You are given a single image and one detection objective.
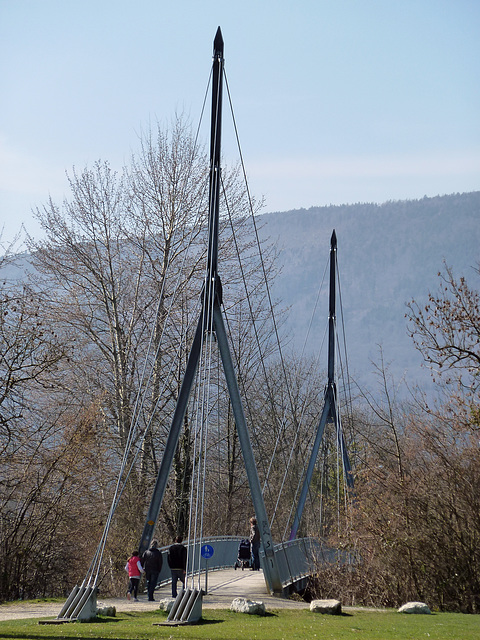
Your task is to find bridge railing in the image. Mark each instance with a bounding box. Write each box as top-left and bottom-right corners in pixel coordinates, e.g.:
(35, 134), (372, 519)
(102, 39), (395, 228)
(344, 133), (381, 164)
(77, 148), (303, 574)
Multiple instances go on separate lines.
(154, 536), (244, 586)
(268, 537), (344, 590)
(151, 535), (343, 593)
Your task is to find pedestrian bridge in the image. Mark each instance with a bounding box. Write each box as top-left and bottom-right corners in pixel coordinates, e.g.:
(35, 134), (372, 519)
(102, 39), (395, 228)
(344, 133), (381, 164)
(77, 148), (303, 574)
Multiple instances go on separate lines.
(156, 535), (341, 596)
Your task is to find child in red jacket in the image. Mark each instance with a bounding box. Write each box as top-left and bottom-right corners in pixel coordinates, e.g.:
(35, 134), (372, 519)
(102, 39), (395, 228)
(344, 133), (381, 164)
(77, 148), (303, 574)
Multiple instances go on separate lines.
(125, 551), (144, 601)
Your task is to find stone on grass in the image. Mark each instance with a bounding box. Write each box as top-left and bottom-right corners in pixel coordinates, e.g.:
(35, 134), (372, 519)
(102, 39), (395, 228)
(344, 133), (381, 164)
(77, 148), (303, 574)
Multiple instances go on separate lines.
(310, 599), (342, 615)
(230, 597), (266, 615)
(398, 601), (431, 614)
(158, 598), (176, 613)
(96, 606), (116, 617)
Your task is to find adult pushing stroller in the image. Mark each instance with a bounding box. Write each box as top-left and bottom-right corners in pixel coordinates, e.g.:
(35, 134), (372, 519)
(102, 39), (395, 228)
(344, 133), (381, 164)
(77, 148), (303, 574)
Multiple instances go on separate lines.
(234, 538), (251, 570)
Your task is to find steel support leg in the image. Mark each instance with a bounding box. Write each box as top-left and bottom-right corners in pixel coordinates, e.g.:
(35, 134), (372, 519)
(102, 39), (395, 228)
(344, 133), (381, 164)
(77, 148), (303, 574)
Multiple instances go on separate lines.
(213, 304), (283, 594)
(289, 388), (333, 540)
(138, 314), (204, 556)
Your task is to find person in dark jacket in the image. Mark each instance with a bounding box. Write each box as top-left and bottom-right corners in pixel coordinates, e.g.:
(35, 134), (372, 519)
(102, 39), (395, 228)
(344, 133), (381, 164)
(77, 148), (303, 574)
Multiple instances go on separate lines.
(167, 536), (187, 598)
(249, 516), (261, 570)
(141, 540), (163, 601)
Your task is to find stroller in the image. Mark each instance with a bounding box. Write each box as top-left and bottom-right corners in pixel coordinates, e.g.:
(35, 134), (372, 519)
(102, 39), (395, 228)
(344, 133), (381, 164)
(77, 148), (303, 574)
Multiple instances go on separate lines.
(234, 538), (251, 570)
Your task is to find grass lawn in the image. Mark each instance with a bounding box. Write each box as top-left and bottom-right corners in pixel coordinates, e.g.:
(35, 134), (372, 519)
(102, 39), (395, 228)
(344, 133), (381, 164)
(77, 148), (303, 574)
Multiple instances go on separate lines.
(0, 608), (478, 640)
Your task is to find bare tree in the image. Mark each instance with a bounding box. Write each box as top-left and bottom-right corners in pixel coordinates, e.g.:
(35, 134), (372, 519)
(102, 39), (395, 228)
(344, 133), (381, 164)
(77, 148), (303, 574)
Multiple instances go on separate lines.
(0, 257), (110, 599)
(25, 115), (274, 552)
(0, 281), (68, 454)
(29, 161), (147, 453)
(406, 262), (480, 400)
(311, 347), (480, 612)
(126, 118), (209, 481)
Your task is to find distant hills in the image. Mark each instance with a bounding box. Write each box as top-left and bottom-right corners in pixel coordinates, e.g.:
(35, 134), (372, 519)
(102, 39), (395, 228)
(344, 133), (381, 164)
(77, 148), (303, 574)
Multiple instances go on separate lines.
(256, 192), (480, 396)
(3, 192), (478, 398)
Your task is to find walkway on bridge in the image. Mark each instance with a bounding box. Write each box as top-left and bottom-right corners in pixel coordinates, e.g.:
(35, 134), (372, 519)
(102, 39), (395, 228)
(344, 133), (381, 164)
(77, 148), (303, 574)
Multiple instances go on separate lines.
(154, 567), (307, 610)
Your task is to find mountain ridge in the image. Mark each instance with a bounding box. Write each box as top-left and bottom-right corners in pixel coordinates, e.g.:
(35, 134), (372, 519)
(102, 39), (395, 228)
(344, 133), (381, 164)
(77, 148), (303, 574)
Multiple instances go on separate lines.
(256, 191), (480, 394)
(2, 191), (478, 397)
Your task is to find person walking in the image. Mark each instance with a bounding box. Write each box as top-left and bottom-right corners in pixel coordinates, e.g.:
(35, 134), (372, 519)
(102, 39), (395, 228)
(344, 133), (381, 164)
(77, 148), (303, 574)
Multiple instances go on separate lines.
(141, 540), (163, 602)
(167, 536), (187, 598)
(125, 550), (144, 601)
(249, 516), (261, 571)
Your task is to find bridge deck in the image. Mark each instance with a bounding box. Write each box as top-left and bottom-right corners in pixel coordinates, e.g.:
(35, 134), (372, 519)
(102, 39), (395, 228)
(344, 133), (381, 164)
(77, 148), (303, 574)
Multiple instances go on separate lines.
(157, 567), (306, 609)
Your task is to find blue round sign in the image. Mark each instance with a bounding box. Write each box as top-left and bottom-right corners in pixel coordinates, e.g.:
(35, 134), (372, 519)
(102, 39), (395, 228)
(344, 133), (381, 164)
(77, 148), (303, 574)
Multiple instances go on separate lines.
(201, 544), (214, 559)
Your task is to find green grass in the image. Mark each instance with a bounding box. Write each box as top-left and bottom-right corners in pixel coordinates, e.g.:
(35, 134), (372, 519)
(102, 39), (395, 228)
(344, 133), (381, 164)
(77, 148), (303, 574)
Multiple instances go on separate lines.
(0, 608), (478, 640)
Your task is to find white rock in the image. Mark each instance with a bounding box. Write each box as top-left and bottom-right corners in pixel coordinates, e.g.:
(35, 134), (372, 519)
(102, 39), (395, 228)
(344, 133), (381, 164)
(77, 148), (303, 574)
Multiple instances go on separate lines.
(230, 597), (266, 615)
(96, 605), (116, 617)
(398, 601), (432, 614)
(310, 599), (342, 615)
(158, 598), (176, 612)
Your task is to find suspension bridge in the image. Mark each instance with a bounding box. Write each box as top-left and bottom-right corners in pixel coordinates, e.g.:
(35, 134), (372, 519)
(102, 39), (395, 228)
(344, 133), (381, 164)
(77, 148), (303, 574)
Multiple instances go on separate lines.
(57, 27), (355, 624)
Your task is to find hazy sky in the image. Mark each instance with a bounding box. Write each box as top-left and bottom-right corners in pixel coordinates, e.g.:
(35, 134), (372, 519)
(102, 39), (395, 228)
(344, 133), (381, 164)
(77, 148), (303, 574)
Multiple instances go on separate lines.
(1, 0), (479, 244)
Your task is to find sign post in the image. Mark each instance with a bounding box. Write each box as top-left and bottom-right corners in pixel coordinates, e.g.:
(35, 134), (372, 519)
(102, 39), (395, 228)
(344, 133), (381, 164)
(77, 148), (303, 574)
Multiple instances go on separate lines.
(201, 544), (214, 594)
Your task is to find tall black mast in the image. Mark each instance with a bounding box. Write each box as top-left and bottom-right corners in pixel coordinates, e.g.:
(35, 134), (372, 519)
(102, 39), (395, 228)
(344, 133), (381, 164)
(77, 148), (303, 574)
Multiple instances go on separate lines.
(289, 230), (353, 540)
(138, 28), (282, 594)
(327, 230), (337, 385)
(204, 26), (224, 325)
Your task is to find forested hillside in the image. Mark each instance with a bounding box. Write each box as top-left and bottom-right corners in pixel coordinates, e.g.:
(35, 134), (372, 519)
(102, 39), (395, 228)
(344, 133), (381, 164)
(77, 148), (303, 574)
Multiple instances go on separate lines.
(256, 191), (480, 394)
(4, 192), (478, 394)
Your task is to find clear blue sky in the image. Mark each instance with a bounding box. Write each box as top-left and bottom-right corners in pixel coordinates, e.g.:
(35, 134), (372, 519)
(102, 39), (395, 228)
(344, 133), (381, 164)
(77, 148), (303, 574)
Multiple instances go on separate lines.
(1, 0), (479, 244)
